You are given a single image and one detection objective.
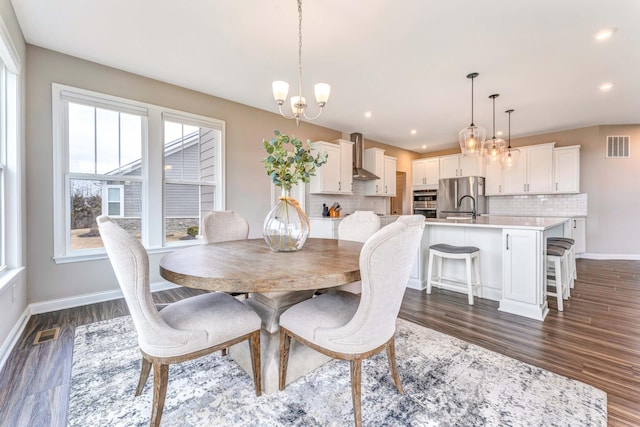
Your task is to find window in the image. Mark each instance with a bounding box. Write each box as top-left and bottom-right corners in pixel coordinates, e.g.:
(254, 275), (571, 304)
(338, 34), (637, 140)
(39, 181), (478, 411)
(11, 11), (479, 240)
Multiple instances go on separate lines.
(163, 116), (220, 243)
(52, 85), (225, 262)
(0, 15), (22, 284)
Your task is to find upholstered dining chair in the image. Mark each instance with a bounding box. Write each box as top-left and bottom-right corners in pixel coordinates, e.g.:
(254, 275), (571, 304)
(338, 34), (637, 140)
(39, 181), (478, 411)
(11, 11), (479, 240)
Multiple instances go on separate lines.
(202, 210), (250, 299)
(202, 210), (249, 243)
(334, 210), (381, 294)
(279, 215), (425, 427)
(97, 215), (262, 427)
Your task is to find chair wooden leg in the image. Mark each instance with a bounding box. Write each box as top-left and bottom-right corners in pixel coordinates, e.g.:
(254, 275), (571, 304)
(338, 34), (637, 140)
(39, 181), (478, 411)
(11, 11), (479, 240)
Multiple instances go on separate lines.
(249, 330), (262, 396)
(221, 348), (228, 357)
(279, 327), (291, 391)
(386, 337), (404, 394)
(350, 359), (363, 427)
(135, 356), (152, 396)
(150, 362), (169, 427)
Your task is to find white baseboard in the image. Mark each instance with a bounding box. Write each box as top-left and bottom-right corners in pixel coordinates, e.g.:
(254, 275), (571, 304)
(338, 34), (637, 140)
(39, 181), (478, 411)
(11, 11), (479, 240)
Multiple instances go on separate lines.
(0, 306), (30, 373)
(577, 253), (640, 261)
(28, 281), (180, 315)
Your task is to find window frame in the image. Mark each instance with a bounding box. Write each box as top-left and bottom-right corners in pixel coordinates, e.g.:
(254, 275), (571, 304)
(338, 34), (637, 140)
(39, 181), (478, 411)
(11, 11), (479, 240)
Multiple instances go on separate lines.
(52, 84), (226, 263)
(0, 20), (20, 281)
(103, 184), (125, 217)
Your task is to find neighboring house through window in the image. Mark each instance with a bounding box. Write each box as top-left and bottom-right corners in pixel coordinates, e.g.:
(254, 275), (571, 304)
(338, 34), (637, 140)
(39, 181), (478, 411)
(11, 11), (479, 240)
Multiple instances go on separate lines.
(52, 84), (225, 262)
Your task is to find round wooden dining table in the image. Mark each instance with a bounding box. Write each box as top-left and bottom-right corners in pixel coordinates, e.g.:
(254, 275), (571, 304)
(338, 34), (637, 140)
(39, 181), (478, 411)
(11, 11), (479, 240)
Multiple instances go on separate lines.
(159, 237), (363, 293)
(159, 237), (364, 394)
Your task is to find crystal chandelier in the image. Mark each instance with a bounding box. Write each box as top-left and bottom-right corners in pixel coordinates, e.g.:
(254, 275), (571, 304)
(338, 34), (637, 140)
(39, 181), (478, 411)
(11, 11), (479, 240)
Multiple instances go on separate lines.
(501, 109), (520, 169)
(272, 0), (330, 126)
(484, 94), (506, 164)
(458, 72), (486, 155)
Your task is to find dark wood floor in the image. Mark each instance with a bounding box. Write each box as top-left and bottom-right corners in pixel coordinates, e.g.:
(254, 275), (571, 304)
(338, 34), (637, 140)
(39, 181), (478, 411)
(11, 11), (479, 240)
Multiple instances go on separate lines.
(0, 259), (638, 426)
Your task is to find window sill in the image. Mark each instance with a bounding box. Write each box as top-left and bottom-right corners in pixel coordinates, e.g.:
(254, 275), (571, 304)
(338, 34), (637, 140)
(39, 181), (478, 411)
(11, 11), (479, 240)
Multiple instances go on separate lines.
(53, 241), (205, 264)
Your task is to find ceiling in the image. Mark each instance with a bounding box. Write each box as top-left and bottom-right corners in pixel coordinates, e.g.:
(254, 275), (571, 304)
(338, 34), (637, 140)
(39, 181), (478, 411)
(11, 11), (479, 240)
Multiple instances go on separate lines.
(11, 0), (640, 153)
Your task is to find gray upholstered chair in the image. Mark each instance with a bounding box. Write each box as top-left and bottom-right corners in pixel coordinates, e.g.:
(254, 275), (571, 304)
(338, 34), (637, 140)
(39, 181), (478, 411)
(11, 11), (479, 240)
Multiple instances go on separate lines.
(97, 215), (262, 427)
(334, 211), (381, 294)
(279, 215), (425, 427)
(202, 210), (249, 243)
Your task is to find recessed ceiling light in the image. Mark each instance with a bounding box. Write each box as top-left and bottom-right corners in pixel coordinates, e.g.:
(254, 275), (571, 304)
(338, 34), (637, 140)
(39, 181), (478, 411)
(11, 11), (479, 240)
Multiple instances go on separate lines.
(411, 129), (417, 135)
(364, 111), (372, 118)
(594, 28), (616, 40)
(496, 131), (503, 136)
(600, 82), (613, 91)
(421, 145), (427, 149)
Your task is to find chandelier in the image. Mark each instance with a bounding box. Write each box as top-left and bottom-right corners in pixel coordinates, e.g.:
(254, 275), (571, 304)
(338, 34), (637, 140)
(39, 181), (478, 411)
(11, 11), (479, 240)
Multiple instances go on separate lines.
(458, 72), (486, 155)
(272, 0), (330, 126)
(501, 109), (520, 168)
(484, 94), (506, 163)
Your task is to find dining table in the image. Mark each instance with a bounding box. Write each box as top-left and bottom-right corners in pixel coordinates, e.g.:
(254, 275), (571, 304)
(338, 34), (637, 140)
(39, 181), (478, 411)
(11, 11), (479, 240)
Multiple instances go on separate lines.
(159, 237), (363, 394)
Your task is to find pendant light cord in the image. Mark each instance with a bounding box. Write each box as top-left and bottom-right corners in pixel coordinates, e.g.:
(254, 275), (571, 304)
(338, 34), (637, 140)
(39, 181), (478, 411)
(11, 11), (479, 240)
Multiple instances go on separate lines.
(470, 75), (475, 126)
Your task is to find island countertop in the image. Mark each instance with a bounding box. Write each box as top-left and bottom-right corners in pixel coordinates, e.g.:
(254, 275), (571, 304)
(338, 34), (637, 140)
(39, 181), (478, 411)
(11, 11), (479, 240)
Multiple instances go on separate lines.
(425, 215), (570, 231)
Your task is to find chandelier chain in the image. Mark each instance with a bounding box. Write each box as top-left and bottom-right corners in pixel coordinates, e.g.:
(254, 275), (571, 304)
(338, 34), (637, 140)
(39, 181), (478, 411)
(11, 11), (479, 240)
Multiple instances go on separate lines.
(297, 0), (303, 98)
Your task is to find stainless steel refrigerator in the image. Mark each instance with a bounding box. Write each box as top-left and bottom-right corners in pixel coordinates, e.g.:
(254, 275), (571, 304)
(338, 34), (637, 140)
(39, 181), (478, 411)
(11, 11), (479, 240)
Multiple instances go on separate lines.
(437, 176), (486, 218)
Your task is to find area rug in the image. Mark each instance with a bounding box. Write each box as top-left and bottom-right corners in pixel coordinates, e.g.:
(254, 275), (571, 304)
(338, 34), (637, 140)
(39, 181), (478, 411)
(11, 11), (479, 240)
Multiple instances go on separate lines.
(68, 316), (607, 426)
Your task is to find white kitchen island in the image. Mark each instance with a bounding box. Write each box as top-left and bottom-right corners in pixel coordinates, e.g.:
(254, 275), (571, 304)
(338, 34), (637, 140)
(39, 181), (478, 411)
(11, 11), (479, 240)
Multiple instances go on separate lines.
(408, 216), (570, 321)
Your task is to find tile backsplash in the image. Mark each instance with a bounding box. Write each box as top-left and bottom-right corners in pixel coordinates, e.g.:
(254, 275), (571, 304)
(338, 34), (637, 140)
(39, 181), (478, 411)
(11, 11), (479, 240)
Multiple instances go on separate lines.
(306, 181), (389, 218)
(488, 193), (588, 217)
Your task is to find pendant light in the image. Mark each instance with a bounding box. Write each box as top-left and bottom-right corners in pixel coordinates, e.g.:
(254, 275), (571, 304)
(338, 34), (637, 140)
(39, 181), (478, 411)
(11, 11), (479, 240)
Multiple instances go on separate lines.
(458, 72), (486, 155)
(501, 109), (520, 169)
(483, 94), (506, 164)
(272, 0), (330, 126)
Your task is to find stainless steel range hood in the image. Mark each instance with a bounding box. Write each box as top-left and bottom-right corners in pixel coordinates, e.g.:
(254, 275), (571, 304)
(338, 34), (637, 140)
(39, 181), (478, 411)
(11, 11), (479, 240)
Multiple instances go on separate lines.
(350, 132), (380, 180)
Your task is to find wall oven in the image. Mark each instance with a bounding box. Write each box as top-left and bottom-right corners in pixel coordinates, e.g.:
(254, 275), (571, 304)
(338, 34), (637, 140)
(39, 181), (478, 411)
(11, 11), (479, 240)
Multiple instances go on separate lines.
(413, 190), (437, 218)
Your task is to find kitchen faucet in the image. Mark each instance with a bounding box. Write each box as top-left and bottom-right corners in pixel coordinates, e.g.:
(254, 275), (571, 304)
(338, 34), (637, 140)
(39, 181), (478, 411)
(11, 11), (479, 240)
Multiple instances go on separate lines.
(457, 195), (477, 219)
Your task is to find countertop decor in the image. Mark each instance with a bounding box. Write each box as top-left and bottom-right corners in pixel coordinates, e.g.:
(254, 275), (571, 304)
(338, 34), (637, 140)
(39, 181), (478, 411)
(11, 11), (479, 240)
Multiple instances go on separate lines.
(262, 130), (328, 251)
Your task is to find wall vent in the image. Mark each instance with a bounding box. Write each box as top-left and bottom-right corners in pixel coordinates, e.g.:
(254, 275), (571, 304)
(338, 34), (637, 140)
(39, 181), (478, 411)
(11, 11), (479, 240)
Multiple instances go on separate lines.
(606, 135), (630, 158)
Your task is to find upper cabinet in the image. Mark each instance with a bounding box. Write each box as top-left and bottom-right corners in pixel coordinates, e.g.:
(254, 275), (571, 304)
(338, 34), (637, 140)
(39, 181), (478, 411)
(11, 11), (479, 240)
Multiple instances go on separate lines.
(484, 160), (504, 195)
(364, 147), (396, 196)
(553, 146), (580, 193)
(502, 143), (554, 194)
(412, 158), (439, 189)
(309, 139), (353, 195)
(439, 154), (485, 179)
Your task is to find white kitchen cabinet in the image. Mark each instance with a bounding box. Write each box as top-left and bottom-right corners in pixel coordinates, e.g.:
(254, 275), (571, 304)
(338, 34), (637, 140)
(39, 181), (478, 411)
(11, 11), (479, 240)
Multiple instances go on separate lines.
(384, 156), (397, 196)
(501, 228), (543, 309)
(364, 148), (396, 196)
(484, 160), (503, 195)
(553, 146), (580, 193)
(502, 143), (554, 195)
(439, 154), (485, 179)
(412, 157), (439, 189)
(309, 217), (341, 239)
(309, 140), (353, 195)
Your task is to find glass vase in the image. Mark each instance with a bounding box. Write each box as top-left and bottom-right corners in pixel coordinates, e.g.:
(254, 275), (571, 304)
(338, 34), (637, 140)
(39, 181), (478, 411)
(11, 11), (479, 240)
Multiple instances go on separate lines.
(263, 188), (310, 252)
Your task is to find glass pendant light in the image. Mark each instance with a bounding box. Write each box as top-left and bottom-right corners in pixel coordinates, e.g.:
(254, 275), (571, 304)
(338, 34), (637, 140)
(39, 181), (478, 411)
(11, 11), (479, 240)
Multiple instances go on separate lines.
(458, 72), (486, 155)
(501, 109), (520, 169)
(484, 94), (507, 164)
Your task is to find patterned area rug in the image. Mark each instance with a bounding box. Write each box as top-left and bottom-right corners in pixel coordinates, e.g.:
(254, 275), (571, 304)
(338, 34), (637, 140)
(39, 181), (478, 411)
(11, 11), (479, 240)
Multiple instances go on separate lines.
(68, 316), (607, 426)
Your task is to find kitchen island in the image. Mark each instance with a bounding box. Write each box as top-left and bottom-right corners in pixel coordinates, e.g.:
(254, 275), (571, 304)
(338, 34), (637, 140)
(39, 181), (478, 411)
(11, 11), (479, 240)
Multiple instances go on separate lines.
(408, 216), (570, 320)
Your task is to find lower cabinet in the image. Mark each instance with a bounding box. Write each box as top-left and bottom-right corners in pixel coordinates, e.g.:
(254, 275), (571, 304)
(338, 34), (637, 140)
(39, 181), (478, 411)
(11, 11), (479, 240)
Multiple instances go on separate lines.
(571, 217), (586, 254)
(309, 218), (341, 239)
(501, 228), (544, 317)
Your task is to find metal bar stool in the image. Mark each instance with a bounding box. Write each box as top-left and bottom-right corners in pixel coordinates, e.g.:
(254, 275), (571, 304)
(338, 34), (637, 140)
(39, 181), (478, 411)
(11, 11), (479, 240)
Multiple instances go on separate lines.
(426, 243), (481, 305)
(546, 245), (567, 311)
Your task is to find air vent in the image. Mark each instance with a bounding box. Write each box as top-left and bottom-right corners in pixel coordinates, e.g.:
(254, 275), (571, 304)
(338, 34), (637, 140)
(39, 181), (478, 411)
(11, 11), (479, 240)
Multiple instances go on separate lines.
(33, 327), (60, 345)
(606, 136), (630, 158)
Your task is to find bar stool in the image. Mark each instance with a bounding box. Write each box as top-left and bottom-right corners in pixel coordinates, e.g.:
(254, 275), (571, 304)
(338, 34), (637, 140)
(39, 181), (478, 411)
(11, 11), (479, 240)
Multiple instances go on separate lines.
(426, 243), (481, 305)
(548, 237), (576, 286)
(546, 245), (567, 311)
(547, 239), (573, 298)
